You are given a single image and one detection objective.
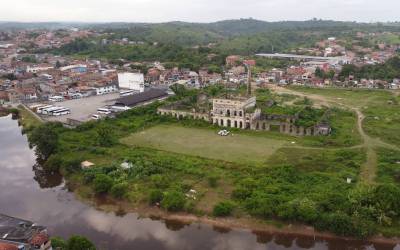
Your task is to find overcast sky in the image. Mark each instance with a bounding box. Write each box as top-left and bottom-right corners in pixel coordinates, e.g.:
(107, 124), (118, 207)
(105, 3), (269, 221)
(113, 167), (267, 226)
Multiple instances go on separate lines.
(1, 0), (399, 23)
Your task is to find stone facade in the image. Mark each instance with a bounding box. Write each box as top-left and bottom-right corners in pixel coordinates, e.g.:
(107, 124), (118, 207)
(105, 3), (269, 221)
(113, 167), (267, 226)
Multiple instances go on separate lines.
(157, 96), (331, 136)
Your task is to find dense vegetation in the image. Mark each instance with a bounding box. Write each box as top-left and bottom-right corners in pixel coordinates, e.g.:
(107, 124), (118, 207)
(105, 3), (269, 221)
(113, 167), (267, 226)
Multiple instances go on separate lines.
(51, 235), (96, 250)
(46, 19), (400, 71)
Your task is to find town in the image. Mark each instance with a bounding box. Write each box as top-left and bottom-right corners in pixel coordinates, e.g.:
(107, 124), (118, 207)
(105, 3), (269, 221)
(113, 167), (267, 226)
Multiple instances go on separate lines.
(1, 18), (400, 250)
(1, 27), (400, 128)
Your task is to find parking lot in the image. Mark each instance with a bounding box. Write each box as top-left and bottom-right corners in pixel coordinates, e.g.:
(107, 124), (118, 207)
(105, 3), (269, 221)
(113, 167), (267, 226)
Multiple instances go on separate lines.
(44, 93), (120, 123)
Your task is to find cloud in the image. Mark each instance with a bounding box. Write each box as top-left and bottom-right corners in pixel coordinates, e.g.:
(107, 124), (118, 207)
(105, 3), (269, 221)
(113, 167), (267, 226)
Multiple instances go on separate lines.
(0, 0), (399, 22)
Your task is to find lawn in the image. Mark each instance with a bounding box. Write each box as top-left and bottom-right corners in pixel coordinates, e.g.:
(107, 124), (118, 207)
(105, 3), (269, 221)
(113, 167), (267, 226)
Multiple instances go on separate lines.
(121, 125), (288, 165)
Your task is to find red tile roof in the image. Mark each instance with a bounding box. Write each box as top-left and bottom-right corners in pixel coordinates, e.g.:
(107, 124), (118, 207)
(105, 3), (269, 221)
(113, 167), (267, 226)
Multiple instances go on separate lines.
(30, 233), (49, 246)
(0, 243), (18, 250)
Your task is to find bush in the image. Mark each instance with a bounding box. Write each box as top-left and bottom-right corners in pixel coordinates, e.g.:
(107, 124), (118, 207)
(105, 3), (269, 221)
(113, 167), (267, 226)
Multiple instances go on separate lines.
(149, 189), (164, 205)
(43, 154), (63, 172)
(110, 182), (129, 199)
(93, 174), (113, 194)
(213, 201), (235, 217)
(66, 235), (96, 250)
(161, 190), (186, 211)
(51, 236), (67, 249)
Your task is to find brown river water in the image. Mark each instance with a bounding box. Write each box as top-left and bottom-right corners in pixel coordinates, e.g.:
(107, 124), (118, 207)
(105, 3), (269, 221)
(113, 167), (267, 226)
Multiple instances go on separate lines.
(0, 115), (399, 250)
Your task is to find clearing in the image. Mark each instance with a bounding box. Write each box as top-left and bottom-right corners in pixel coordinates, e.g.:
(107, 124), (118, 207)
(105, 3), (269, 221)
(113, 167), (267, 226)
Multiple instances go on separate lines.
(121, 125), (288, 165)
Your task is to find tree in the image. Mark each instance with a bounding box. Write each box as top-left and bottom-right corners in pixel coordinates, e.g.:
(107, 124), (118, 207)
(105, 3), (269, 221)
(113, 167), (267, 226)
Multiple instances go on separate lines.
(96, 125), (116, 147)
(66, 235), (96, 250)
(29, 122), (62, 159)
(315, 67), (324, 78)
(51, 236), (67, 249)
(93, 174), (113, 194)
(55, 60), (62, 69)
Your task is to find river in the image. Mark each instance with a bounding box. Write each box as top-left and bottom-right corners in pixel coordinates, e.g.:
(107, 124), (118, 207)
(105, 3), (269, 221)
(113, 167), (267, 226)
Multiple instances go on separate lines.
(0, 115), (398, 250)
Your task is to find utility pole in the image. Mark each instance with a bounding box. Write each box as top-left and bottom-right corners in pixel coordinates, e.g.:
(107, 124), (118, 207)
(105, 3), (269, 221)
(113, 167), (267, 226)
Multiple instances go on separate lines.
(246, 64), (252, 96)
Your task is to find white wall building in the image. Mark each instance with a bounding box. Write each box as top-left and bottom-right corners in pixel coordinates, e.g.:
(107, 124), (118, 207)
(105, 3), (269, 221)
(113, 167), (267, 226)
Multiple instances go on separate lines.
(118, 73), (145, 93)
(95, 84), (118, 95)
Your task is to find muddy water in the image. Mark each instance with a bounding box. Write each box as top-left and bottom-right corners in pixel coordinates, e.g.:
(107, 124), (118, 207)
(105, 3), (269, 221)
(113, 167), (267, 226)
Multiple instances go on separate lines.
(0, 115), (398, 250)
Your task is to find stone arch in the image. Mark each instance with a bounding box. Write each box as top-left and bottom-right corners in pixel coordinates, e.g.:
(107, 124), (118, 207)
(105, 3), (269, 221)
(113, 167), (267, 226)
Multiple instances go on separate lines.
(227, 119), (231, 127)
(227, 109), (231, 117)
(220, 119), (224, 126)
(256, 122), (259, 130)
(234, 120), (238, 128)
(239, 121), (243, 129)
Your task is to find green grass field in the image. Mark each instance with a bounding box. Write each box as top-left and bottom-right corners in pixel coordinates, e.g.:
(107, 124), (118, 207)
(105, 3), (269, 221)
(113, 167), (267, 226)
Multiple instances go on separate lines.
(121, 125), (288, 165)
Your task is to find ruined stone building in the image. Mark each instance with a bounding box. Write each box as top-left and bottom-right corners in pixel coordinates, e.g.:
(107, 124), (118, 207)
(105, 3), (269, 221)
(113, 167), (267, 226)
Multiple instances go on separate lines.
(158, 96), (331, 136)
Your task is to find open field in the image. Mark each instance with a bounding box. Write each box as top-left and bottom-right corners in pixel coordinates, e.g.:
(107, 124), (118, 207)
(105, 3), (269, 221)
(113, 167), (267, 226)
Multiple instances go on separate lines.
(121, 125), (288, 165)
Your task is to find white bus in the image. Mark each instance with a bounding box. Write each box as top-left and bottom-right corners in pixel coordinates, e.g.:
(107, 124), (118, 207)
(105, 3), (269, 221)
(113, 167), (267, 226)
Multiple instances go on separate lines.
(42, 106), (63, 115)
(49, 96), (64, 102)
(110, 105), (131, 112)
(51, 108), (71, 116)
(119, 90), (136, 97)
(97, 108), (112, 115)
(37, 105), (53, 114)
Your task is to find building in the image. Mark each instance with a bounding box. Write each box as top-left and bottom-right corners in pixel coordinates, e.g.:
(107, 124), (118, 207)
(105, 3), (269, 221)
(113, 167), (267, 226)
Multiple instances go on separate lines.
(211, 97), (256, 129)
(158, 96), (331, 136)
(114, 88), (168, 108)
(0, 214), (51, 250)
(95, 84), (118, 95)
(117, 73), (145, 93)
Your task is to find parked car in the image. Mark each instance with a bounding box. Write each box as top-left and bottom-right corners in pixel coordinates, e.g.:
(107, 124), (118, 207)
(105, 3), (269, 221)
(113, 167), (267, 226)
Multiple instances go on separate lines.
(91, 114), (101, 120)
(218, 130), (230, 136)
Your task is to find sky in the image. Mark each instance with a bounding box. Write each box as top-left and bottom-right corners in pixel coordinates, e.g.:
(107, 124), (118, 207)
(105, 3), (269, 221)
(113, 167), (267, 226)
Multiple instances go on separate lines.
(1, 0), (399, 23)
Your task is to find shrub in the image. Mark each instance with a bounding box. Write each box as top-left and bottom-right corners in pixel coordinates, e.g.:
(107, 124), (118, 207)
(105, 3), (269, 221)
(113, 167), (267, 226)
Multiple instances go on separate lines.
(110, 182), (129, 199)
(149, 189), (164, 205)
(50, 236), (67, 249)
(93, 174), (113, 194)
(161, 190), (186, 211)
(43, 154), (63, 172)
(66, 235), (96, 250)
(213, 201), (235, 217)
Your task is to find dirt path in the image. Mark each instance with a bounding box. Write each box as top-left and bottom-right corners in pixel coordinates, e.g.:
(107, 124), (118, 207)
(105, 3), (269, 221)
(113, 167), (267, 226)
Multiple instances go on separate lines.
(269, 85), (400, 184)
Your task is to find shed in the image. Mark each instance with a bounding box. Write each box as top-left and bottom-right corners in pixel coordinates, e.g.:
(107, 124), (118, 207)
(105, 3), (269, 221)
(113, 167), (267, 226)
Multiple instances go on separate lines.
(114, 89), (168, 107)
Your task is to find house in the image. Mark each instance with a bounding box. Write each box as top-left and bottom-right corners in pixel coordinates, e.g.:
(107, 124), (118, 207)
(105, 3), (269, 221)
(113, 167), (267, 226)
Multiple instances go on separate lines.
(226, 55), (241, 67)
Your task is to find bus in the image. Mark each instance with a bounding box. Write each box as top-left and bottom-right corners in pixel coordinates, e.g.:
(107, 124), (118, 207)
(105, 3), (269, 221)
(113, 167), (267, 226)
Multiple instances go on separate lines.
(49, 96), (64, 102)
(51, 108), (71, 116)
(42, 106), (63, 115)
(119, 90), (136, 97)
(110, 105), (131, 112)
(36, 105), (53, 114)
(97, 108), (112, 115)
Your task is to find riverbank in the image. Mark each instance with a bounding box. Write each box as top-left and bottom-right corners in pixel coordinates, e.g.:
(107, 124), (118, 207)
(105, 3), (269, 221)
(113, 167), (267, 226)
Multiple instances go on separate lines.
(74, 190), (400, 247)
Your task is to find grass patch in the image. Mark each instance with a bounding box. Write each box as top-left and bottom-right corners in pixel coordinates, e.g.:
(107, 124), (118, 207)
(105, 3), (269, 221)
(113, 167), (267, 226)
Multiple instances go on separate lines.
(121, 125), (288, 165)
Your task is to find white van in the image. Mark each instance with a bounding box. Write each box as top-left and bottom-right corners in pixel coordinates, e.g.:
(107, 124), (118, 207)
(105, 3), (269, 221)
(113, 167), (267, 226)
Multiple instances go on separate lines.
(91, 114), (100, 120)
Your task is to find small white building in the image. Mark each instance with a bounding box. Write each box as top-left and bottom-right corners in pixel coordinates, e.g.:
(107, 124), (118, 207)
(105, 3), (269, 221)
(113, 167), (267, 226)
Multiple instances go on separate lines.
(95, 84), (118, 95)
(118, 72), (145, 93)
